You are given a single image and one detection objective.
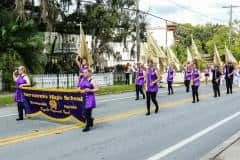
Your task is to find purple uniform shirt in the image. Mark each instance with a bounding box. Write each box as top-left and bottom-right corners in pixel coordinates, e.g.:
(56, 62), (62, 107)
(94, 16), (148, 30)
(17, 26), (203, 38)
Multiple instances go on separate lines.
(136, 68), (144, 86)
(79, 78), (96, 109)
(167, 67), (174, 81)
(147, 68), (158, 92)
(15, 75), (27, 102)
(204, 68), (210, 76)
(191, 69), (200, 87)
(184, 67), (192, 81)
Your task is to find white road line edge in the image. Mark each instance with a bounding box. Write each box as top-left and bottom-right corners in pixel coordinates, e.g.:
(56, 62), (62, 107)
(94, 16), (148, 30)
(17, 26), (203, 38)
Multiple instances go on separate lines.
(0, 114), (17, 118)
(147, 111), (240, 160)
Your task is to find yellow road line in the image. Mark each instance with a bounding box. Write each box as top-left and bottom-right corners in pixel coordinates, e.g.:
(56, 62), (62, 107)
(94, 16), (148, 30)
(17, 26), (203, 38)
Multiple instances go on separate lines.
(0, 90), (238, 147)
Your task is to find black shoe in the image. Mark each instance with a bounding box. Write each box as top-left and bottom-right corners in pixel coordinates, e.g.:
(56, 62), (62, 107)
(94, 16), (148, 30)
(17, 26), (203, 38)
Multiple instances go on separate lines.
(192, 101), (195, 103)
(197, 99), (199, 102)
(82, 127), (90, 132)
(171, 92), (174, 95)
(155, 108), (159, 113)
(214, 96), (217, 98)
(16, 118), (23, 121)
(168, 93), (170, 95)
(143, 95), (145, 99)
(135, 98), (139, 100)
(145, 112), (150, 116)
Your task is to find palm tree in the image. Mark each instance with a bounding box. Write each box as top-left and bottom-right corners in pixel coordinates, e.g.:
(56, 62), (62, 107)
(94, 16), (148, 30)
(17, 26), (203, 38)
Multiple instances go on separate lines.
(0, 8), (45, 90)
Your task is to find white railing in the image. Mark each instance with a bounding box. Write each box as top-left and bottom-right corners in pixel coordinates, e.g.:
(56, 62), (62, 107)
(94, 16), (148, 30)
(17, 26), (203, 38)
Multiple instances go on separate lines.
(32, 73), (114, 88)
(161, 72), (212, 83)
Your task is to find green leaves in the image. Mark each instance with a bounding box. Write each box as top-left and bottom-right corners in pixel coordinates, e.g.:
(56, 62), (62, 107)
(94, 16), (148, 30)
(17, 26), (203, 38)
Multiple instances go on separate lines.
(0, 9), (45, 90)
(174, 23), (240, 64)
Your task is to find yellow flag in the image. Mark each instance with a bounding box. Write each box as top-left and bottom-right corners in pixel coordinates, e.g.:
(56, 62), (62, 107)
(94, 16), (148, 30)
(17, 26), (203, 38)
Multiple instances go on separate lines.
(140, 43), (151, 63)
(213, 44), (223, 66)
(225, 45), (237, 64)
(80, 24), (93, 65)
(147, 32), (167, 59)
(191, 37), (201, 60)
(166, 47), (181, 71)
(186, 47), (193, 63)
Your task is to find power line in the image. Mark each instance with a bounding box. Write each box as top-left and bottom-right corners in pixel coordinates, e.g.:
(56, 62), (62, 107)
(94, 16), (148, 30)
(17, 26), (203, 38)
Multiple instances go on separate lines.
(222, 4), (240, 48)
(155, 0), (226, 24)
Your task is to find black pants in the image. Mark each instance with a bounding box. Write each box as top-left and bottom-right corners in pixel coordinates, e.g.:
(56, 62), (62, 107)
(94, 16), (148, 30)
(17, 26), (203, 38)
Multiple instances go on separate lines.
(212, 81), (220, 97)
(136, 85), (145, 99)
(146, 92), (159, 113)
(84, 108), (93, 128)
(184, 80), (190, 92)
(167, 81), (174, 94)
(192, 85), (199, 102)
(226, 78), (233, 94)
(125, 73), (130, 85)
(17, 102), (24, 119)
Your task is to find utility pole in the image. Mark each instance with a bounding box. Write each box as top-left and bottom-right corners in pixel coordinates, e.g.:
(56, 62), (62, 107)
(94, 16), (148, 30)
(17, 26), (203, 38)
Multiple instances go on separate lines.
(136, 0), (140, 62)
(222, 4), (240, 49)
(165, 20), (168, 48)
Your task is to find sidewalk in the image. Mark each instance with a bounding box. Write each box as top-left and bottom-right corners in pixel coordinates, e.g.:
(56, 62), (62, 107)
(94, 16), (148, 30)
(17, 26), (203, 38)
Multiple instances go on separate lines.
(0, 93), (14, 97)
(201, 130), (240, 160)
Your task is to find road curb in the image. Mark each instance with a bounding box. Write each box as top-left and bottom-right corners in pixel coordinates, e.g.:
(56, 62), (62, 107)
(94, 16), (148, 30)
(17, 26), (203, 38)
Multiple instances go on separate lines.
(201, 130), (240, 160)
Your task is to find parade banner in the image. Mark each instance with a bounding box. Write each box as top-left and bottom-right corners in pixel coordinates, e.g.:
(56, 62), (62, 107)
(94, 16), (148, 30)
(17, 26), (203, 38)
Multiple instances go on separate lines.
(22, 87), (86, 123)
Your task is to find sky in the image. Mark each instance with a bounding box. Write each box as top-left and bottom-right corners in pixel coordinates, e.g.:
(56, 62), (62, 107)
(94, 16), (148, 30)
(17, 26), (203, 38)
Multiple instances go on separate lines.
(139, 0), (240, 27)
(139, 0), (240, 46)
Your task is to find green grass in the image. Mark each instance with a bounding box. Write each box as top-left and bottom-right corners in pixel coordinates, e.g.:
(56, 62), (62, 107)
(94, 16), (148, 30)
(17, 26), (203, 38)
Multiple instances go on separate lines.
(0, 95), (14, 106)
(96, 84), (135, 95)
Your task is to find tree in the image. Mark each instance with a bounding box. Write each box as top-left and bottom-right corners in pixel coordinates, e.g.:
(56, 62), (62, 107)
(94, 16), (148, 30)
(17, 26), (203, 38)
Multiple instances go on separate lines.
(0, 8), (45, 90)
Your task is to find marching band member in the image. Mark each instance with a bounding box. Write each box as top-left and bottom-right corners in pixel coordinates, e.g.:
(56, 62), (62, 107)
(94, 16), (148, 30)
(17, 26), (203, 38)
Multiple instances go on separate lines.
(167, 63), (175, 95)
(79, 69), (99, 132)
(212, 65), (222, 97)
(204, 65), (211, 85)
(13, 66), (31, 121)
(224, 62), (235, 94)
(135, 63), (145, 100)
(145, 59), (160, 116)
(234, 64), (240, 87)
(75, 55), (89, 86)
(191, 63), (200, 103)
(184, 62), (192, 93)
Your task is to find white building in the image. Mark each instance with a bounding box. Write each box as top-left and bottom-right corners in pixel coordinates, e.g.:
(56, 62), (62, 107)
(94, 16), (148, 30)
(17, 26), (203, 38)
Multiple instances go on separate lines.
(44, 29), (174, 67)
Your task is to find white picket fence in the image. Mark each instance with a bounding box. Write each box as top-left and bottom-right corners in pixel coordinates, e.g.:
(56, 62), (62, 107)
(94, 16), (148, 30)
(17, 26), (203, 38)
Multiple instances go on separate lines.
(32, 73), (114, 88)
(161, 72), (213, 83)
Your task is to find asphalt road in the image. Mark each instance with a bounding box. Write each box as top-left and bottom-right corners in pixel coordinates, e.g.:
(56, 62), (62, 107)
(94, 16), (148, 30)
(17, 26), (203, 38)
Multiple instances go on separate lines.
(0, 84), (240, 160)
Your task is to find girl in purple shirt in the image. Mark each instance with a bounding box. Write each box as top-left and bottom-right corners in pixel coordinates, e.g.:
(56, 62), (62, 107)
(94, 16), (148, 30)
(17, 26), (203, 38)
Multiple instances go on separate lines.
(13, 66), (31, 121)
(204, 65), (211, 85)
(191, 63), (201, 103)
(75, 55), (89, 86)
(167, 63), (175, 95)
(184, 62), (192, 93)
(79, 69), (99, 132)
(145, 59), (160, 116)
(135, 63), (145, 100)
